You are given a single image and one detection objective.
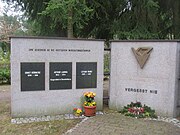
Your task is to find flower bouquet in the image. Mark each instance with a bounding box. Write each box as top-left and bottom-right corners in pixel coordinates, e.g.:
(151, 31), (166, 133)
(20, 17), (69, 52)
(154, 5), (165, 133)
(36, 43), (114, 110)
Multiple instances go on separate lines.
(83, 92), (96, 116)
(120, 102), (157, 118)
(73, 108), (82, 117)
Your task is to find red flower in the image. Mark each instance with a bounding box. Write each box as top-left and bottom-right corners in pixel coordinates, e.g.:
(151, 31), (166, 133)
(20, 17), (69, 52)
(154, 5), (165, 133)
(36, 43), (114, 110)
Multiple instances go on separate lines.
(128, 108), (134, 113)
(140, 108), (144, 113)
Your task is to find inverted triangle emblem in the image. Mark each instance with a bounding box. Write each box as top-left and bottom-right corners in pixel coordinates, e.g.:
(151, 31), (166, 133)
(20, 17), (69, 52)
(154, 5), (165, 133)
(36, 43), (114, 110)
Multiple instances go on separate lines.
(132, 47), (153, 69)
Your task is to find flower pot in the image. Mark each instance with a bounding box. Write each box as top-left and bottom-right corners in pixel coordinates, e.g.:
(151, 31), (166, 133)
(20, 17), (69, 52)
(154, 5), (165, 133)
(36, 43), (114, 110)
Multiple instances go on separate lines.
(84, 106), (96, 116)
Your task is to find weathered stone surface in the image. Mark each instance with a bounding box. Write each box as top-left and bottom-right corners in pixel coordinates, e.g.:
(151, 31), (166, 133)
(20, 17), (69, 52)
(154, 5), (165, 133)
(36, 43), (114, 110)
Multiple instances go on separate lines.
(11, 37), (104, 117)
(109, 41), (180, 117)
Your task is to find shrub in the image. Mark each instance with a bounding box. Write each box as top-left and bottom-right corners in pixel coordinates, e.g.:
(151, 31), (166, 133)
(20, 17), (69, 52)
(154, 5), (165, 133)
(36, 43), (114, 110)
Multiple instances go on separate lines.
(0, 68), (11, 84)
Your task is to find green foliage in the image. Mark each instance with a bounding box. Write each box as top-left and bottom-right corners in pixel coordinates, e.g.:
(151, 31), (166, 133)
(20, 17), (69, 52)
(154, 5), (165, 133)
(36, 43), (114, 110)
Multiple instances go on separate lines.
(0, 68), (10, 84)
(85, 96), (94, 103)
(0, 42), (7, 52)
(0, 48), (10, 64)
(40, 0), (94, 37)
(119, 102), (157, 118)
(0, 10), (29, 45)
(158, 0), (180, 39)
(0, 48), (10, 84)
(79, 0), (121, 39)
(0, 13), (21, 37)
(4, 0), (180, 39)
(111, 0), (161, 39)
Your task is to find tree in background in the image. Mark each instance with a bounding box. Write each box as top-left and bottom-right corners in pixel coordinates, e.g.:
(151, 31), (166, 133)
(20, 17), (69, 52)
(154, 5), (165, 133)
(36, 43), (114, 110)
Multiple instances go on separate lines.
(110, 0), (161, 39)
(158, 0), (180, 39)
(40, 0), (93, 38)
(3, 0), (180, 39)
(0, 2), (27, 65)
(0, 14), (21, 51)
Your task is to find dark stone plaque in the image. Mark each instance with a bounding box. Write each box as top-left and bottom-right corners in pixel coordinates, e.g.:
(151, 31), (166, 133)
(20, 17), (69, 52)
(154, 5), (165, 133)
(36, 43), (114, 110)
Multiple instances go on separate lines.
(76, 62), (97, 89)
(21, 63), (45, 91)
(49, 62), (72, 90)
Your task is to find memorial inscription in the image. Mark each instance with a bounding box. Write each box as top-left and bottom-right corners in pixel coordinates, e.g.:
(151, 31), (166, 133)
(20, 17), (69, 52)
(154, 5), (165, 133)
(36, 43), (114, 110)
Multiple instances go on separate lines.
(49, 62), (72, 90)
(125, 88), (158, 94)
(76, 62), (97, 89)
(21, 63), (45, 91)
(28, 48), (91, 52)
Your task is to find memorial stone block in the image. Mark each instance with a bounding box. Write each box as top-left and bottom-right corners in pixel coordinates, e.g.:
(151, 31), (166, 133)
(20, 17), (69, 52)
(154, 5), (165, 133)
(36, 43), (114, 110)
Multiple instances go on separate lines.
(11, 37), (104, 117)
(109, 40), (180, 117)
(76, 62), (97, 89)
(21, 63), (45, 91)
(49, 62), (72, 90)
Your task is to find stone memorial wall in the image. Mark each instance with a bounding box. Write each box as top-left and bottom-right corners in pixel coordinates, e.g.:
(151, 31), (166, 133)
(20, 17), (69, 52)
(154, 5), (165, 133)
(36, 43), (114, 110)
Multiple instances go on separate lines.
(11, 37), (104, 117)
(109, 41), (180, 117)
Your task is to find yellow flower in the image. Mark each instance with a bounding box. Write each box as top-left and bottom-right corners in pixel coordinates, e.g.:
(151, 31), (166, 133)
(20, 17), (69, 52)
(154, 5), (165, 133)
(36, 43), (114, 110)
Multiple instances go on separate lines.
(84, 92), (96, 97)
(84, 92), (88, 96)
(83, 92), (96, 106)
(76, 109), (82, 114)
(92, 101), (96, 106)
(84, 102), (87, 106)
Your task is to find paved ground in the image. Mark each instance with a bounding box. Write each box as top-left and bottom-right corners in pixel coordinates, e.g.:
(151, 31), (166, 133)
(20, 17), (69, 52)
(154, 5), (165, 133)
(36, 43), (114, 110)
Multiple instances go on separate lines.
(65, 113), (180, 135)
(64, 80), (180, 135)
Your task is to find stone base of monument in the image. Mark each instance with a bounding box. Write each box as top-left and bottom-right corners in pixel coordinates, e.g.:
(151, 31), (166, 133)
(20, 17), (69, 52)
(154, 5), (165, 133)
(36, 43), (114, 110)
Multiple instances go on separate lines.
(11, 111), (104, 124)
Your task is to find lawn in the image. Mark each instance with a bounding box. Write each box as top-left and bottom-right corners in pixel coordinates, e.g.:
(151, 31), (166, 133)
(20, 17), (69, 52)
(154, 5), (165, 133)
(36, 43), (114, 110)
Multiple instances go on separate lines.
(0, 85), (81, 135)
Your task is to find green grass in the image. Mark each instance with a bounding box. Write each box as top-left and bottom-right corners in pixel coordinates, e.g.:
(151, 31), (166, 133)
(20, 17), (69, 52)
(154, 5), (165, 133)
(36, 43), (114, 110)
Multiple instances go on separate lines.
(0, 101), (81, 135)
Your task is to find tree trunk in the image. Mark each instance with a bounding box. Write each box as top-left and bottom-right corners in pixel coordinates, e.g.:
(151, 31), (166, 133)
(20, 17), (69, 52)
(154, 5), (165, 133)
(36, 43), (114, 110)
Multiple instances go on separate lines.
(67, 6), (73, 38)
(173, 0), (180, 39)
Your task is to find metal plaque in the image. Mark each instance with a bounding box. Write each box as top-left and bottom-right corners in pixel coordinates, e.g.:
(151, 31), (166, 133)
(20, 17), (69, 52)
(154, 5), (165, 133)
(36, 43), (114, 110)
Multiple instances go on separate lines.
(49, 62), (72, 90)
(76, 62), (97, 89)
(21, 63), (45, 91)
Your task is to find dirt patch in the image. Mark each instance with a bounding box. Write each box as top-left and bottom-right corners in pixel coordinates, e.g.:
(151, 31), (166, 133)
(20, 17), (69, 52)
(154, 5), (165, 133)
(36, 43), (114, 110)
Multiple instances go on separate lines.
(0, 85), (10, 101)
(103, 80), (109, 97)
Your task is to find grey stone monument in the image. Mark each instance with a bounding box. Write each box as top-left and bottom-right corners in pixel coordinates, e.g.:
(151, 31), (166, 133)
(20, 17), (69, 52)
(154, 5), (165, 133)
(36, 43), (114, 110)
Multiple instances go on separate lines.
(109, 40), (180, 117)
(11, 36), (104, 117)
